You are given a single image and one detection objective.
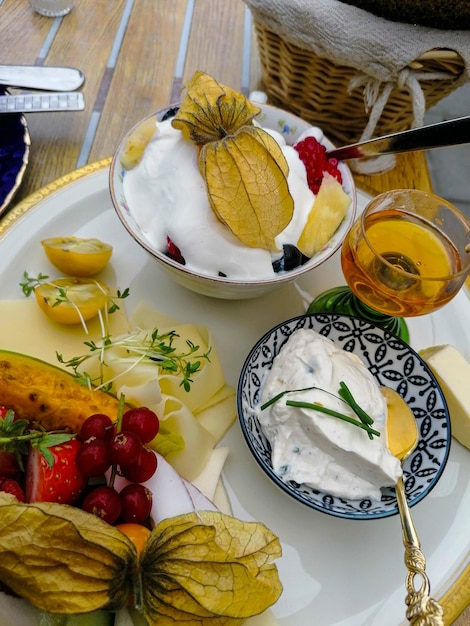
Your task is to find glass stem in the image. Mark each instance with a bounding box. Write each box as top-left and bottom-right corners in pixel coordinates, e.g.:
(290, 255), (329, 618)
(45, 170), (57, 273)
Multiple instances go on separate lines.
(307, 286), (410, 343)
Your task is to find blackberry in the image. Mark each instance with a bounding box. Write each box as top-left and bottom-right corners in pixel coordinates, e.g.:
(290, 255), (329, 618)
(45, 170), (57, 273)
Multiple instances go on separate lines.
(272, 244), (310, 273)
(161, 106), (180, 121)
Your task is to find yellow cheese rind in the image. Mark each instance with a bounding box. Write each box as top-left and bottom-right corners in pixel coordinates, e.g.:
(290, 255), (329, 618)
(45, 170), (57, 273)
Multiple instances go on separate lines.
(419, 344), (470, 450)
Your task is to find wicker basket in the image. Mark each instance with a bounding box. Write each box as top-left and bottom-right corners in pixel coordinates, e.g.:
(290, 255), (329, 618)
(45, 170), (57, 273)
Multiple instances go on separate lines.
(253, 19), (466, 145)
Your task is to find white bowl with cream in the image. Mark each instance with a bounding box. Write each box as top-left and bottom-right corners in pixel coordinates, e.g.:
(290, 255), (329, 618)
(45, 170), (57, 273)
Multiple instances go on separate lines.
(109, 103), (356, 300)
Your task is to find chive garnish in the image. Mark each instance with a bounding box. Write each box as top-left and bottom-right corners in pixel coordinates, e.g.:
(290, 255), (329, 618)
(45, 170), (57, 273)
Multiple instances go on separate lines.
(261, 382), (380, 439)
(338, 381), (376, 439)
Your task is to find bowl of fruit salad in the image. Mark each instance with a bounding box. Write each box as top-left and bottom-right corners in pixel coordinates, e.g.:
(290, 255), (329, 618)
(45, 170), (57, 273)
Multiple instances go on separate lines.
(109, 71), (356, 300)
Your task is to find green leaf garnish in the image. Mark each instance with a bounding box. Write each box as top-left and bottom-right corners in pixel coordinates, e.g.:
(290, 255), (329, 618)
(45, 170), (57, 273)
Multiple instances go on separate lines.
(0, 409), (75, 469)
(261, 382), (380, 439)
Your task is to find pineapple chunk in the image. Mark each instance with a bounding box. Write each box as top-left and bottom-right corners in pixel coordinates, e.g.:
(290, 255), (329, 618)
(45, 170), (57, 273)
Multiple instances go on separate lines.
(297, 172), (351, 257)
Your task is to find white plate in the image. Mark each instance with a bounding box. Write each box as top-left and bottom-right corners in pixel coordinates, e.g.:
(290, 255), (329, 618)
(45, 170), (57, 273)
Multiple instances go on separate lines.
(1, 161), (469, 626)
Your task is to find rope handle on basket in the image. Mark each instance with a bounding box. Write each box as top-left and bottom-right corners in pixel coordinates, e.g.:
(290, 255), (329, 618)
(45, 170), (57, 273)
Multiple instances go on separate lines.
(347, 65), (456, 174)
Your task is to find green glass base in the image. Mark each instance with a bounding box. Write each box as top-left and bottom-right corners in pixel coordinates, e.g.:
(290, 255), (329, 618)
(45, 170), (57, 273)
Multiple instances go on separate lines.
(307, 286), (410, 343)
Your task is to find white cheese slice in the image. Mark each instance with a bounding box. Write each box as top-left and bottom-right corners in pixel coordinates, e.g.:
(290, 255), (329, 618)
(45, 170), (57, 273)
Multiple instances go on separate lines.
(419, 344), (470, 450)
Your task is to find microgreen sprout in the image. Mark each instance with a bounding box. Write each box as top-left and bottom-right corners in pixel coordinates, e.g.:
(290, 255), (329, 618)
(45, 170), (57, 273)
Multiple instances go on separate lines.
(57, 327), (211, 393)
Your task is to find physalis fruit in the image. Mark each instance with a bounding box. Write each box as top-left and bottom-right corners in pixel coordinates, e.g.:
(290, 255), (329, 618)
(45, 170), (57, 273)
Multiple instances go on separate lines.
(172, 71), (294, 251)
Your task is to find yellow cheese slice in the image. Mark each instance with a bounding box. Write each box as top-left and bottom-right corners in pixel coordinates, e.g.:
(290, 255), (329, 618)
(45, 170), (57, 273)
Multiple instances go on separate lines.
(0, 299), (129, 367)
(419, 344), (470, 450)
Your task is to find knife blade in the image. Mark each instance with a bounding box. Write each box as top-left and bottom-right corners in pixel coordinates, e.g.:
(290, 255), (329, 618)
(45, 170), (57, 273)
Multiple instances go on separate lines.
(0, 65), (85, 92)
(326, 115), (470, 161)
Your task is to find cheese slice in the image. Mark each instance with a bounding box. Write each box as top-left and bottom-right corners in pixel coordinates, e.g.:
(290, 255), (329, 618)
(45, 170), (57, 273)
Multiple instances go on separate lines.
(419, 344), (470, 450)
(0, 299), (129, 368)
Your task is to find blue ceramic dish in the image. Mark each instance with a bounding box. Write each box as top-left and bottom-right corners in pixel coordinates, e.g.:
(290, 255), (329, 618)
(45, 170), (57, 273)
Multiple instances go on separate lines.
(237, 313), (451, 520)
(0, 87), (30, 214)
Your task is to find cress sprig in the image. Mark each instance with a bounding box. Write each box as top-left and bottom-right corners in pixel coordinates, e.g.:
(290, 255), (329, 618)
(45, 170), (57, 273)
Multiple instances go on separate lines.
(57, 327), (212, 394)
(261, 381), (380, 439)
(19, 271), (210, 393)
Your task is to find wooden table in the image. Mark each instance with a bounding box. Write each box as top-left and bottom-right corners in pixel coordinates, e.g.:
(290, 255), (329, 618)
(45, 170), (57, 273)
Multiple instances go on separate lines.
(1, 1), (469, 624)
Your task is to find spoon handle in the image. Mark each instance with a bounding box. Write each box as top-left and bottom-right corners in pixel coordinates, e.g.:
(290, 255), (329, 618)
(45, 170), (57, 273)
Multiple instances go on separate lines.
(395, 477), (445, 625)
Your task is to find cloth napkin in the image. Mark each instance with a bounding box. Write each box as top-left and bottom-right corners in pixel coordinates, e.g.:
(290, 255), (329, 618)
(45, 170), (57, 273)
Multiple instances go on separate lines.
(244, 0), (470, 172)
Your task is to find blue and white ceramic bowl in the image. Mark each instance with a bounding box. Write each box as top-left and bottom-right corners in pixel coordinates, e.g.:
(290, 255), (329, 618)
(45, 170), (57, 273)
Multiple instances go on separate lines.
(109, 103), (356, 300)
(0, 87), (30, 215)
(237, 313), (451, 520)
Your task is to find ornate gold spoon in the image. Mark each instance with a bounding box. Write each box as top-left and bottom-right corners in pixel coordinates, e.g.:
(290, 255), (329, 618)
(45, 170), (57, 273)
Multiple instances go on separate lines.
(383, 387), (445, 626)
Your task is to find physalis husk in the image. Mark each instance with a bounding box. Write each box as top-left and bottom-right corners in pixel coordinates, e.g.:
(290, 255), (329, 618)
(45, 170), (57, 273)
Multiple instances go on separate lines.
(0, 493), (282, 625)
(172, 71), (294, 251)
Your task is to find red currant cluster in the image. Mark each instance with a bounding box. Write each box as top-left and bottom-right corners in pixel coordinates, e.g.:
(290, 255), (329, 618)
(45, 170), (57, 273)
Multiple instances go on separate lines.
(294, 136), (343, 194)
(77, 407), (160, 525)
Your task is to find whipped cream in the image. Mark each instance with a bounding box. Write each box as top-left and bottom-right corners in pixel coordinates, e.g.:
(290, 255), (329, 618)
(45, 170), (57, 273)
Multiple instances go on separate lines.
(122, 119), (322, 279)
(258, 329), (402, 500)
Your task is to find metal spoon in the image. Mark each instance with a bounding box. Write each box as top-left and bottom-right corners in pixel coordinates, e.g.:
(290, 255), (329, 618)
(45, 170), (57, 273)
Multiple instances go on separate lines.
(326, 116), (470, 161)
(382, 386), (444, 625)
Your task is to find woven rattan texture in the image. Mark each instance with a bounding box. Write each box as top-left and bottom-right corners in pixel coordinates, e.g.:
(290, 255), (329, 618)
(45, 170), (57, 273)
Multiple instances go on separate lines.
(254, 21), (466, 144)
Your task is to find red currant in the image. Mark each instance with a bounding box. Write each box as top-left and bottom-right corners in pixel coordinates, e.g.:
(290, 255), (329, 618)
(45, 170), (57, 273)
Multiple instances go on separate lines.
(79, 414), (114, 441)
(109, 431), (142, 467)
(121, 407), (160, 443)
(82, 485), (121, 524)
(119, 483), (152, 523)
(0, 477), (25, 502)
(76, 438), (112, 477)
(121, 446), (158, 483)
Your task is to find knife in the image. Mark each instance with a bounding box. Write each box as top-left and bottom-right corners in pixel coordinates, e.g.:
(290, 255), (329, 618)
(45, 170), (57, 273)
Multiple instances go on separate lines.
(0, 92), (85, 114)
(0, 65), (85, 92)
(326, 115), (470, 161)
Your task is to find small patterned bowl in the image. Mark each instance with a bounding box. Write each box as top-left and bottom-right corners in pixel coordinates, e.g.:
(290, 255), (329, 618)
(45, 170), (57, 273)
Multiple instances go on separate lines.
(0, 87), (30, 215)
(109, 103), (356, 300)
(237, 313), (451, 520)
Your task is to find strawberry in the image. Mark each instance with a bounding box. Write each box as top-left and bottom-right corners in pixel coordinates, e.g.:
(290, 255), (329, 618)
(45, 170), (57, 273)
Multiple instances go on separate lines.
(0, 477), (25, 502)
(25, 438), (87, 505)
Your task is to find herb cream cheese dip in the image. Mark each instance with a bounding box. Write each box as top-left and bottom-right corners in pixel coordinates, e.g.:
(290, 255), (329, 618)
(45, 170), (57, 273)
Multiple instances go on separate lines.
(258, 329), (402, 500)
